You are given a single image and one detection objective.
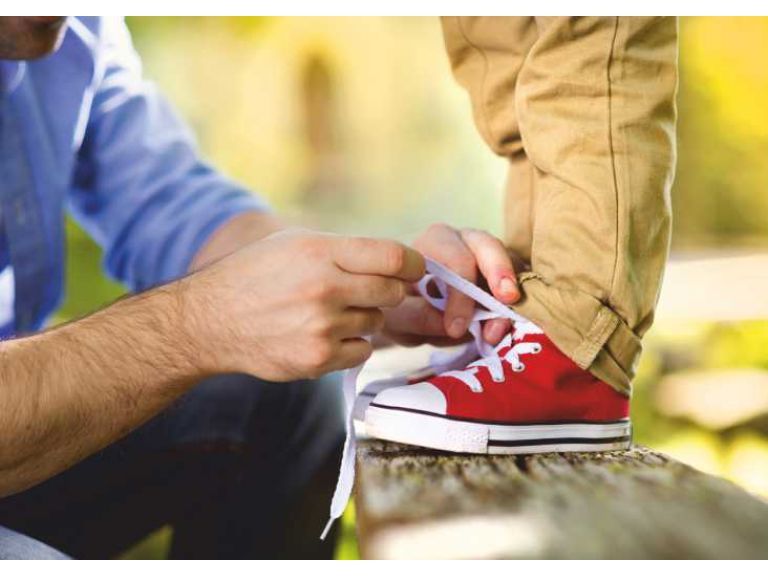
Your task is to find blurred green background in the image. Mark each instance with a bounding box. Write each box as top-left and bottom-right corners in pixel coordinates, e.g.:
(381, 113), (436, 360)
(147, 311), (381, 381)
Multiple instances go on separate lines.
(54, 17), (768, 559)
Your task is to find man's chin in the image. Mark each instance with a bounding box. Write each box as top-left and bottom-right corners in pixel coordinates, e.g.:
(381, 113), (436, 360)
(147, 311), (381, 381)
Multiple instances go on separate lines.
(26, 16), (69, 59)
(0, 16), (69, 60)
(27, 16), (68, 27)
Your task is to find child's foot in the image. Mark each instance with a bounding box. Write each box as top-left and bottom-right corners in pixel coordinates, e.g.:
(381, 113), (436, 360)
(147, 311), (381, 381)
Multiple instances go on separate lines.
(365, 321), (631, 454)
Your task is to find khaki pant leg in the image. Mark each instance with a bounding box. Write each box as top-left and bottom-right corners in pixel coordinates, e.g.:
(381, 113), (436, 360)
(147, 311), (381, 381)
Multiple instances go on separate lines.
(440, 17), (539, 263)
(442, 17), (678, 394)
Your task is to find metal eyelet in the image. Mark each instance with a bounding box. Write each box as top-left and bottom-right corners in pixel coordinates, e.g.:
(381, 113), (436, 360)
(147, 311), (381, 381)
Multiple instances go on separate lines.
(512, 364), (525, 372)
(532, 344), (542, 354)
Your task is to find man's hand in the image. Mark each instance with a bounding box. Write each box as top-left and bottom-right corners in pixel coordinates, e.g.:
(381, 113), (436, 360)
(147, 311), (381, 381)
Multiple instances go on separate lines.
(382, 224), (520, 347)
(184, 229), (425, 381)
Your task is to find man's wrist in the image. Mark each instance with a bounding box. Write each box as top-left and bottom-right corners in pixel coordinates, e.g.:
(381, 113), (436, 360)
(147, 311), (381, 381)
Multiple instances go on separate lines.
(189, 211), (285, 272)
(78, 280), (211, 389)
(169, 273), (222, 378)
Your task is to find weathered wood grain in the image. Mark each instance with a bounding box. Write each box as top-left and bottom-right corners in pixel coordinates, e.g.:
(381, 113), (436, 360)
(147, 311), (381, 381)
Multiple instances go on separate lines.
(355, 439), (768, 559)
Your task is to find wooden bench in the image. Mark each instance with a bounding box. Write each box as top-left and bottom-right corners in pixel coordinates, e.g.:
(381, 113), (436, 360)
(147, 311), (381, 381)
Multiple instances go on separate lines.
(354, 439), (768, 559)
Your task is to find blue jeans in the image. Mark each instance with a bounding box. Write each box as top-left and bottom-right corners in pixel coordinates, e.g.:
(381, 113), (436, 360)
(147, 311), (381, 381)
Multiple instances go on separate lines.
(0, 373), (344, 559)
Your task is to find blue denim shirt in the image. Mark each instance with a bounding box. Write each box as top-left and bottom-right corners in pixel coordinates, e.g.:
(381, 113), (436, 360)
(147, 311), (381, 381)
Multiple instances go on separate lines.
(0, 17), (268, 338)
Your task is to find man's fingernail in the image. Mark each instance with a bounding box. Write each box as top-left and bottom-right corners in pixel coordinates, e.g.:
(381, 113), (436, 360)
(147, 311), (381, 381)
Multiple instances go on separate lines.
(498, 277), (518, 297)
(449, 317), (467, 337)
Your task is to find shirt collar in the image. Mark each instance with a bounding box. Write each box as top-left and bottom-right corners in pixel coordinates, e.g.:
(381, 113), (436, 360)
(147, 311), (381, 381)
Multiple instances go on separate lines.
(0, 60), (26, 95)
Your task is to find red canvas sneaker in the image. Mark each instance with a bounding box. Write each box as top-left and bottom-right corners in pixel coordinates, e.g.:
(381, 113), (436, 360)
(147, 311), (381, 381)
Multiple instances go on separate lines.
(365, 320), (631, 454)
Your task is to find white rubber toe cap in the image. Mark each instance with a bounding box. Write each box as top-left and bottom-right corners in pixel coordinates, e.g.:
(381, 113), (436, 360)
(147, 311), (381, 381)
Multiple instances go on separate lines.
(352, 376), (408, 422)
(371, 382), (447, 415)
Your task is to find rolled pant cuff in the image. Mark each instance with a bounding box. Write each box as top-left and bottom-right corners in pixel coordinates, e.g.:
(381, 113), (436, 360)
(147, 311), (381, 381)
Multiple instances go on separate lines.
(511, 272), (641, 395)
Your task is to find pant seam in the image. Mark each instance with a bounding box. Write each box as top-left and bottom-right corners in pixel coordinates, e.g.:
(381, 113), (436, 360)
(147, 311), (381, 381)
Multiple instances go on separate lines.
(605, 16), (623, 312)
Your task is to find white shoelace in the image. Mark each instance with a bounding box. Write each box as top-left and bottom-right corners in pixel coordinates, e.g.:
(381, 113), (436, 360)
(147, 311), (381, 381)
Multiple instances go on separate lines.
(320, 257), (539, 539)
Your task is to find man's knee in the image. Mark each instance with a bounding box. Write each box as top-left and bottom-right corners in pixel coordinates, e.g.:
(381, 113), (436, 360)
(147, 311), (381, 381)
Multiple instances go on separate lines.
(238, 372), (345, 479)
(138, 371), (344, 465)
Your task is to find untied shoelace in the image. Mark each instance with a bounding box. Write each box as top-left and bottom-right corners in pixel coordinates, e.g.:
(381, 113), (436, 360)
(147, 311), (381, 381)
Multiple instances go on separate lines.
(320, 257), (538, 539)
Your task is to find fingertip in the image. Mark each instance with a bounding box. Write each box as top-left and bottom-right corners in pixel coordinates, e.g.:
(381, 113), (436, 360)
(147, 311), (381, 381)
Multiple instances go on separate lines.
(403, 245), (427, 281)
(499, 290), (520, 304)
(495, 275), (520, 303)
(447, 316), (468, 339)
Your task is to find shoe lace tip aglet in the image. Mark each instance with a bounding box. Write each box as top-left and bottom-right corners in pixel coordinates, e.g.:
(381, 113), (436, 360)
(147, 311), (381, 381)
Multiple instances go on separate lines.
(320, 517), (335, 541)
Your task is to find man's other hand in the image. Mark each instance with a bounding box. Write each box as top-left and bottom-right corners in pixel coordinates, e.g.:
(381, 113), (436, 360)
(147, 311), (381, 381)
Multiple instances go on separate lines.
(382, 224), (521, 348)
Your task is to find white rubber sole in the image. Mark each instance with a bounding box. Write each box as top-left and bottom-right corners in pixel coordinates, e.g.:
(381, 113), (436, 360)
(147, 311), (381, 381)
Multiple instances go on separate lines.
(365, 404), (632, 455)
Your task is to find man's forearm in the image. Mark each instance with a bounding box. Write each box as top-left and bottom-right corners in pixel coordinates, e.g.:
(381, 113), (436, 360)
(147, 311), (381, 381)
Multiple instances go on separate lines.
(0, 281), (203, 497)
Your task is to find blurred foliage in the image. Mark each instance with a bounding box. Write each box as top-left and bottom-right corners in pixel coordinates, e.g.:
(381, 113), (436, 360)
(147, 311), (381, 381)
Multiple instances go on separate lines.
(119, 525), (172, 560)
(675, 17), (768, 247)
(123, 16), (768, 249)
(61, 17), (768, 322)
(55, 218), (124, 324)
(703, 321), (768, 370)
(52, 17), (768, 559)
(336, 502), (360, 560)
(633, 321), (768, 498)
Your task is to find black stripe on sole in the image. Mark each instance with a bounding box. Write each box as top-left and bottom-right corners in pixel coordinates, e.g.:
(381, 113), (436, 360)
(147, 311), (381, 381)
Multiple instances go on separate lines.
(488, 435), (632, 448)
(368, 402), (630, 427)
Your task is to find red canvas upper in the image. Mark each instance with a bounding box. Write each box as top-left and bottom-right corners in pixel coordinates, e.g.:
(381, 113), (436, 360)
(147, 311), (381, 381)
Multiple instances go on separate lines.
(426, 332), (629, 423)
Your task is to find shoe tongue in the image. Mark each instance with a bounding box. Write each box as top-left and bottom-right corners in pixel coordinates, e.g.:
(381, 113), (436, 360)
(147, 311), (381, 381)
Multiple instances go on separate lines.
(490, 321), (546, 357)
(492, 332), (515, 357)
(512, 320), (545, 341)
